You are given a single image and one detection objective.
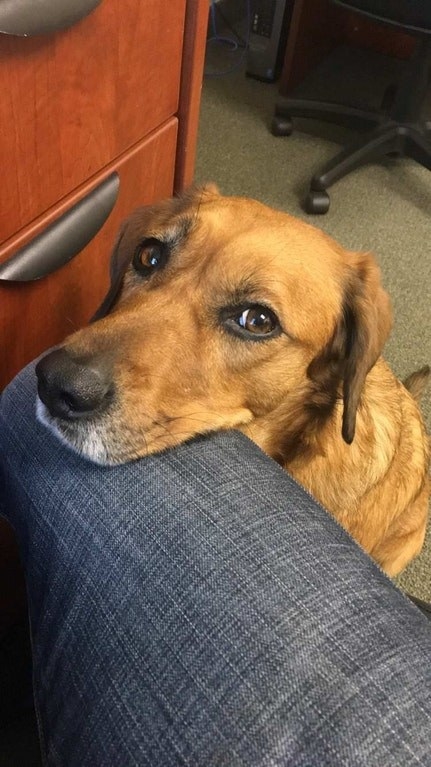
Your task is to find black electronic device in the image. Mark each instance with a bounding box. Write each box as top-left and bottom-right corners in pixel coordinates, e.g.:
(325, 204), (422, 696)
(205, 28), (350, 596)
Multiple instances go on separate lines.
(246, 0), (293, 82)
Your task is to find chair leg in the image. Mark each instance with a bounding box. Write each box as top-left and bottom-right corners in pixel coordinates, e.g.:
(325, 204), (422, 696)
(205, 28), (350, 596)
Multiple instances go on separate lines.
(273, 98), (381, 134)
(404, 128), (431, 171)
(309, 125), (403, 192)
(304, 125), (404, 213)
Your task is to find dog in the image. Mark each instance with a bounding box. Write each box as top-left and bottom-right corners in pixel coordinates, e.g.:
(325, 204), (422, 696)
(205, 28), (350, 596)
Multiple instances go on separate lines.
(36, 185), (430, 576)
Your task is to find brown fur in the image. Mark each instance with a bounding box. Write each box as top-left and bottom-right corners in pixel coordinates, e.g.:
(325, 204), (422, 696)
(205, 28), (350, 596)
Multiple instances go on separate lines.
(38, 186), (430, 576)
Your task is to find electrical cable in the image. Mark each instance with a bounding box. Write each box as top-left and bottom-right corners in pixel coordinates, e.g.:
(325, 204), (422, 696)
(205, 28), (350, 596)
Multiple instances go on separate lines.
(205, 0), (252, 77)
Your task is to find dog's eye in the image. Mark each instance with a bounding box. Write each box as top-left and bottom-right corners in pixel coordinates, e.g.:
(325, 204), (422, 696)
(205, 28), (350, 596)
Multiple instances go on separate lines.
(222, 305), (280, 341)
(133, 238), (169, 276)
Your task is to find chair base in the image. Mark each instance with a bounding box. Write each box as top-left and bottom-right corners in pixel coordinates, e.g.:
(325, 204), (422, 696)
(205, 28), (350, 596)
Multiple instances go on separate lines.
(272, 36), (431, 213)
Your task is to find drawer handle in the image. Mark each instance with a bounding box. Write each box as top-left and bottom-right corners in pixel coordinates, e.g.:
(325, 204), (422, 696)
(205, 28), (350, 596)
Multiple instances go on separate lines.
(0, 173), (119, 282)
(0, 0), (102, 37)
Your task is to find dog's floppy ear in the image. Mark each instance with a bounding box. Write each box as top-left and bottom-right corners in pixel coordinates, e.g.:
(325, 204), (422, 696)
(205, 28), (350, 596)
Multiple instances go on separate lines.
(91, 225), (129, 321)
(341, 252), (392, 443)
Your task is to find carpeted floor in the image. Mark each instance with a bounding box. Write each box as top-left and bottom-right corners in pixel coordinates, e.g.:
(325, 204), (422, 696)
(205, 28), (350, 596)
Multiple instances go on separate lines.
(195, 41), (431, 600)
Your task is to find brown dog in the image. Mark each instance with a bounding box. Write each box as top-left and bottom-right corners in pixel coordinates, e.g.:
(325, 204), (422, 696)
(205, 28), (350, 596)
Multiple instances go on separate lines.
(36, 185), (430, 576)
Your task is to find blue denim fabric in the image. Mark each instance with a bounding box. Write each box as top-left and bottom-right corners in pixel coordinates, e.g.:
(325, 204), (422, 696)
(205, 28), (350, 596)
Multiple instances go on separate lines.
(1, 361), (431, 766)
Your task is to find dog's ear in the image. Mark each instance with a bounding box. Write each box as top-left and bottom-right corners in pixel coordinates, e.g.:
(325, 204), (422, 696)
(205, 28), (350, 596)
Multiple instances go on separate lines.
(201, 182), (220, 195)
(91, 225), (129, 322)
(340, 252), (392, 443)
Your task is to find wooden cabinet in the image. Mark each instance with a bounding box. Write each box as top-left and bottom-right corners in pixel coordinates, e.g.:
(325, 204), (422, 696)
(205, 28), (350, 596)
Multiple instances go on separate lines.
(0, 0), (207, 390)
(0, 0), (208, 634)
(0, 1), (185, 242)
(1, 122), (178, 385)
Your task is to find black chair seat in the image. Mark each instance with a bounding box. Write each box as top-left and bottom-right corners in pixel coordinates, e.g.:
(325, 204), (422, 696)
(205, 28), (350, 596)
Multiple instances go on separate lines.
(334, 0), (431, 34)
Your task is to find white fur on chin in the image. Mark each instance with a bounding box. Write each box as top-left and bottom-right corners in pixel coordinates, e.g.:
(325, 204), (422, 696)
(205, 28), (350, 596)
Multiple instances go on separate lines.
(35, 397), (112, 466)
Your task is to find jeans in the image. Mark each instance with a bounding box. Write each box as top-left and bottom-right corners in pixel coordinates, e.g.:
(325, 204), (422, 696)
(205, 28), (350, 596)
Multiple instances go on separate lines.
(1, 360), (431, 767)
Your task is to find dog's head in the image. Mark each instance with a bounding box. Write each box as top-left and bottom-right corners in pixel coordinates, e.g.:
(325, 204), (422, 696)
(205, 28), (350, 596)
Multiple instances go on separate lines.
(36, 186), (392, 465)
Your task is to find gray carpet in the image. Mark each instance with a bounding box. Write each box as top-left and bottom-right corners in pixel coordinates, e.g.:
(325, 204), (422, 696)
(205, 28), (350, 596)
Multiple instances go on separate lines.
(195, 43), (431, 599)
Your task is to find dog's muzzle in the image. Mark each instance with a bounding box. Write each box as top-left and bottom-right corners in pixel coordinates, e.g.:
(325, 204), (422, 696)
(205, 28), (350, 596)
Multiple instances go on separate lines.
(36, 348), (114, 421)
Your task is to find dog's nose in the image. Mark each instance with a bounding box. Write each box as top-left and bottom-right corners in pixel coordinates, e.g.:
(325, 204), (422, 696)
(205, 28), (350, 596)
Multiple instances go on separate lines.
(36, 348), (114, 420)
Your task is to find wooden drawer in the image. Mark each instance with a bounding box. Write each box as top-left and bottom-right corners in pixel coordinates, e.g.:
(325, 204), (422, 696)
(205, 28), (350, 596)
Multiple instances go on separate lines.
(0, 118), (178, 390)
(0, 0), (186, 243)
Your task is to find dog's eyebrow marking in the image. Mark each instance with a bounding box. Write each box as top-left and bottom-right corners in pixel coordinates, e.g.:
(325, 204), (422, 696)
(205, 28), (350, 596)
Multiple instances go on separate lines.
(217, 277), (275, 308)
(165, 216), (194, 248)
(160, 215), (195, 251)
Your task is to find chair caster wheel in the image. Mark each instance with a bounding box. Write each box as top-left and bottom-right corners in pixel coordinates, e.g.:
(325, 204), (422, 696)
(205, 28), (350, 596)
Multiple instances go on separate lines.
(304, 190), (330, 214)
(271, 115), (292, 136)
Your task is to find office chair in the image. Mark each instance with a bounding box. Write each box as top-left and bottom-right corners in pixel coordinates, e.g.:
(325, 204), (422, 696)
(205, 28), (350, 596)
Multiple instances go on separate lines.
(272, 0), (431, 213)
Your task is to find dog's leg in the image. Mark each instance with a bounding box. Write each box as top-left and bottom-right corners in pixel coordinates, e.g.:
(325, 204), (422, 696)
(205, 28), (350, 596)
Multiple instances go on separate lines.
(371, 482), (430, 576)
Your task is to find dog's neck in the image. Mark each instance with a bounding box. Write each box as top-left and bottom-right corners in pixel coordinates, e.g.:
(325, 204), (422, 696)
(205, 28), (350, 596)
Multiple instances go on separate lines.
(245, 359), (344, 466)
(241, 358), (402, 516)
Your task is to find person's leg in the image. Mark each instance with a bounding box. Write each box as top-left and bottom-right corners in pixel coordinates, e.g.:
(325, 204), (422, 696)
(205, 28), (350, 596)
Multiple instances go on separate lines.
(1, 361), (431, 767)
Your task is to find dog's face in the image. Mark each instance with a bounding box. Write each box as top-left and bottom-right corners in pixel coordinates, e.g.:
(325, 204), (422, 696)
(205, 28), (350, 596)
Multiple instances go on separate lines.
(36, 186), (392, 465)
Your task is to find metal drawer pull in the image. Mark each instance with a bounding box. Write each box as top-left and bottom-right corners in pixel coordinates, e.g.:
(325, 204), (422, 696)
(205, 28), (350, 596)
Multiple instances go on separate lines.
(0, 0), (102, 37)
(0, 173), (119, 282)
